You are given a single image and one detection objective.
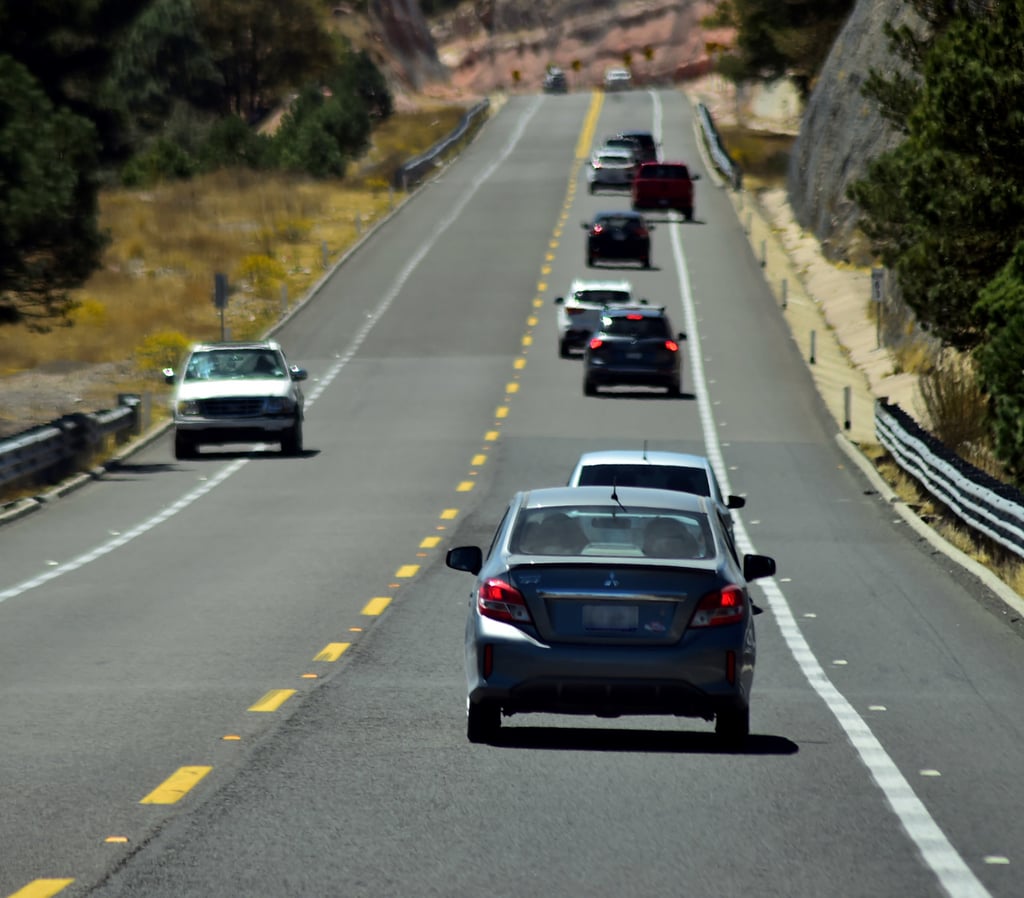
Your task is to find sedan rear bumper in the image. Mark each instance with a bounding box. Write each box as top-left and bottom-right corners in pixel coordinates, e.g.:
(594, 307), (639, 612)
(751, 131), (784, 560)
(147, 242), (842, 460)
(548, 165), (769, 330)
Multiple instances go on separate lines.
(466, 621), (752, 720)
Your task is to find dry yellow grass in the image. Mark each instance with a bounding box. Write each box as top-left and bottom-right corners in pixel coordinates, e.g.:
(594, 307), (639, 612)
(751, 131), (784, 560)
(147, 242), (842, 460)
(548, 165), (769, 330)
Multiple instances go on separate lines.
(0, 105), (473, 381)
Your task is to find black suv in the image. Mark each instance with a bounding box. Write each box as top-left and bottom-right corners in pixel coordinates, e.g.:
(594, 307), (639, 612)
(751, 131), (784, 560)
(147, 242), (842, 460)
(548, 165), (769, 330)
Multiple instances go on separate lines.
(582, 307), (686, 397)
(543, 68), (568, 93)
(615, 130), (658, 163)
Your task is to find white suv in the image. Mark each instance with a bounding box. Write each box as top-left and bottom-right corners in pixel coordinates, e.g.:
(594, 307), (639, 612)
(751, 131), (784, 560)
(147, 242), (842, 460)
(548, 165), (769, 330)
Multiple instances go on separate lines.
(164, 340), (307, 459)
(553, 277), (640, 357)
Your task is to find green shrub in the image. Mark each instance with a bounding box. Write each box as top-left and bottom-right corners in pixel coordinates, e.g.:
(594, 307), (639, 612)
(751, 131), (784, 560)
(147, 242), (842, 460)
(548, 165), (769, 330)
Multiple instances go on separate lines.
(121, 138), (197, 187)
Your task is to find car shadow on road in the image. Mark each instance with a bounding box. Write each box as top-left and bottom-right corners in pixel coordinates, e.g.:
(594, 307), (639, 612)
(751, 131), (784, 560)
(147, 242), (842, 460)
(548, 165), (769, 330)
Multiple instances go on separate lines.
(590, 390), (696, 401)
(490, 725), (798, 756)
(177, 448), (321, 462)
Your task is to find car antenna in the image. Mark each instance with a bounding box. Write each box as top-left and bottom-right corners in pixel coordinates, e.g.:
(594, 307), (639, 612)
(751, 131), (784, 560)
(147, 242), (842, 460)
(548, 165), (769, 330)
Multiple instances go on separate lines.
(610, 476), (627, 512)
(642, 439), (648, 461)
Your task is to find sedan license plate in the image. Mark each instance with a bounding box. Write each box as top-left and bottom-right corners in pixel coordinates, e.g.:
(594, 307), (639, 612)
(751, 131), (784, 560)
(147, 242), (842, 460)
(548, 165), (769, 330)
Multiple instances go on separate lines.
(612, 232), (626, 241)
(583, 604), (638, 631)
(625, 351), (643, 360)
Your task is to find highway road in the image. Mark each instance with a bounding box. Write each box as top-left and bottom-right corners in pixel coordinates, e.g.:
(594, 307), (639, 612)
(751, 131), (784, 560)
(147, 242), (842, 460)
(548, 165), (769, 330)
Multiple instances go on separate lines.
(1, 89), (1022, 898)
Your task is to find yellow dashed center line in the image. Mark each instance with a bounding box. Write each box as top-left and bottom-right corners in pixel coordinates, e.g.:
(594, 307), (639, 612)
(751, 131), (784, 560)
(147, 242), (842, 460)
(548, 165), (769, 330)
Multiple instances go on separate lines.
(8, 881), (76, 898)
(441, 508), (459, 519)
(495, 406), (509, 418)
(140, 766), (212, 804)
(249, 689), (296, 713)
(521, 335), (533, 347)
(420, 536), (442, 549)
(314, 642), (351, 662)
(362, 596), (391, 616)
(396, 564), (420, 578)
(505, 383), (519, 394)
(457, 480), (475, 492)
(471, 454), (487, 466)
(484, 431), (499, 442)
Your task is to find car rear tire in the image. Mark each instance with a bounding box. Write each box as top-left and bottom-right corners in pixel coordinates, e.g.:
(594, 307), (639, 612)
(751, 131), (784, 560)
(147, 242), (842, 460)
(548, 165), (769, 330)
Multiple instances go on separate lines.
(583, 377), (598, 396)
(715, 706), (749, 743)
(281, 419), (303, 456)
(559, 338), (572, 359)
(642, 254), (652, 269)
(666, 378), (681, 397)
(683, 207), (694, 222)
(174, 432), (198, 460)
(467, 700), (501, 744)
(586, 252), (596, 267)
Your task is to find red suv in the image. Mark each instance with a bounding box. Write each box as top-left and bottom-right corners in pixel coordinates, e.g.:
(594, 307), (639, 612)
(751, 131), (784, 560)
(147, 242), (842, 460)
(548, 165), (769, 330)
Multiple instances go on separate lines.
(631, 162), (700, 221)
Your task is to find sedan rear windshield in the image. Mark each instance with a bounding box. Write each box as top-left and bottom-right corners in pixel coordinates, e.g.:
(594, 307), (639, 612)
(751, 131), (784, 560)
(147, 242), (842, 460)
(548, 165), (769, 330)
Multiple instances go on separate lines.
(511, 506), (712, 559)
(576, 464), (710, 497)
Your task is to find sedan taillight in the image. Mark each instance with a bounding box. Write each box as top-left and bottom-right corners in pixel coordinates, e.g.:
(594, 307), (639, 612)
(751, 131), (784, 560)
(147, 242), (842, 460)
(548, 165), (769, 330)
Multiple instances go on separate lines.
(589, 337), (604, 350)
(664, 340), (679, 352)
(635, 227), (649, 238)
(478, 577), (533, 624)
(592, 224), (605, 235)
(690, 585), (745, 627)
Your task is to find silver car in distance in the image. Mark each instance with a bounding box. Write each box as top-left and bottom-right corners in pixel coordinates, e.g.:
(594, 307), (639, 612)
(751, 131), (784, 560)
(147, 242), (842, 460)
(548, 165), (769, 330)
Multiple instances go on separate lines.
(446, 486), (776, 744)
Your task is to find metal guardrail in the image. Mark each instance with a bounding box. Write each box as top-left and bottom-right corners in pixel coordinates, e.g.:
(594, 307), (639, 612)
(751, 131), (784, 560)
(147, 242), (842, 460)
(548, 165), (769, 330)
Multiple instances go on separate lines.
(0, 395), (142, 495)
(393, 99), (490, 190)
(876, 398), (1024, 560)
(696, 102), (742, 189)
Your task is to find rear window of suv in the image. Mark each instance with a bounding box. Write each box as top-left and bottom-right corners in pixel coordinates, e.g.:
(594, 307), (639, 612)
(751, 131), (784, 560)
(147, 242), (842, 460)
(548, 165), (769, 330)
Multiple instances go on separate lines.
(573, 290), (632, 305)
(602, 316), (670, 339)
(637, 164), (690, 179)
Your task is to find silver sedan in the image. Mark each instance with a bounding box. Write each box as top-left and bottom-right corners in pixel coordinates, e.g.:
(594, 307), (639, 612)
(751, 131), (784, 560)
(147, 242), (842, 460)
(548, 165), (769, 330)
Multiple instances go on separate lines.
(446, 486), (776, 744)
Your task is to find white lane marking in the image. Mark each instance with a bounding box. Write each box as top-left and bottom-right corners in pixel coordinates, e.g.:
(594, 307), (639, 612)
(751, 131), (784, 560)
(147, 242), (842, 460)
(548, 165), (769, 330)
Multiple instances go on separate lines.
(654, 89), (993, 898)
(0, 98), (544, 606)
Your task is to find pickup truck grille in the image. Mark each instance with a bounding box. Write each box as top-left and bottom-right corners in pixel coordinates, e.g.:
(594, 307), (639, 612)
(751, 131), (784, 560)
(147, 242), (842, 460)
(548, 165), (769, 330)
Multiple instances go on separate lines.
(199, 397), (266, 417)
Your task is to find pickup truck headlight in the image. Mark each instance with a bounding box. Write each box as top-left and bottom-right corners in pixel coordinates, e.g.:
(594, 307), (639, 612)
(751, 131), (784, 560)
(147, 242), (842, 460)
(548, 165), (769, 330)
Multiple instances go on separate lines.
(176, 400), (201, 416)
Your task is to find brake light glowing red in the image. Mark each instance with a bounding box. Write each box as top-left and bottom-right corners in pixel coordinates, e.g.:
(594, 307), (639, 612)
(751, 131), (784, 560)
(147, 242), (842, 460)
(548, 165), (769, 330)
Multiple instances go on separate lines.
(478, 577), (532, 624)
(589, 337), (603, 350)
(636, 227), (649, 238)
(592, 224), (605, 235)
(690, 585), (745, 627)
(665, 340), (679, 352)
(626, 314), (644, 320)
(568, 307), (586, 316)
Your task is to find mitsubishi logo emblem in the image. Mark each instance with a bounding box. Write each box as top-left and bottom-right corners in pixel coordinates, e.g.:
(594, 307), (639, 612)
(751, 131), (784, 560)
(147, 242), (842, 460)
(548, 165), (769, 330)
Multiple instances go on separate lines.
(604, 571), (620, 587)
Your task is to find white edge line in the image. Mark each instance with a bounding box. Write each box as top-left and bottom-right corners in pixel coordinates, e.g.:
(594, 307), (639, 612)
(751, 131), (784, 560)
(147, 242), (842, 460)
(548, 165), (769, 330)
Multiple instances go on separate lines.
(655, 89), (993, 898)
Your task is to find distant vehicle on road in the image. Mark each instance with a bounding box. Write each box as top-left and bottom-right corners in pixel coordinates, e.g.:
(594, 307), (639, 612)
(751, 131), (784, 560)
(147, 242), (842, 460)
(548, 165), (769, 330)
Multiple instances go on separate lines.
(603, 68), (632, 91)
(582, 210), (654, 269)
(587, 146), (638, 194)
(632, 162), (701, 221)
(543, 67), (568, 93)
(581, 306), (685, 397)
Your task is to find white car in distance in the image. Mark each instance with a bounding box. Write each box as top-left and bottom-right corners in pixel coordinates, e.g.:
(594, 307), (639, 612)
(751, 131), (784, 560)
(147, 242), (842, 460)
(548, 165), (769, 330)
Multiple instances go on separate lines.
(553, 277), (642, 358)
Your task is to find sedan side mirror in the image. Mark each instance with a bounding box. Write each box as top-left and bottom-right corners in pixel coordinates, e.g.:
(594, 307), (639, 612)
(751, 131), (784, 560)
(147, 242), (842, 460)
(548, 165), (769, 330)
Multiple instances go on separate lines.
(162, 367), (176, 385)
(691, 173), (702, 181)
(677, 332), (687, 341)
(727, 495), (746, 509)
(553, 296), (565, 305)
(581, 222), (591, 229)
(743, 554), (776, 581)
(446, 545), (483, 575)
(290, 366), (308, 381)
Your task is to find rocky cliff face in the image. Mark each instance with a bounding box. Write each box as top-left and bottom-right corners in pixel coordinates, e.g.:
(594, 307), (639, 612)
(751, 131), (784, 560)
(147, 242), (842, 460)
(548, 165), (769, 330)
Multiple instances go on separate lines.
(787, 0), (915, 263)
(429, 0), (728, 95)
